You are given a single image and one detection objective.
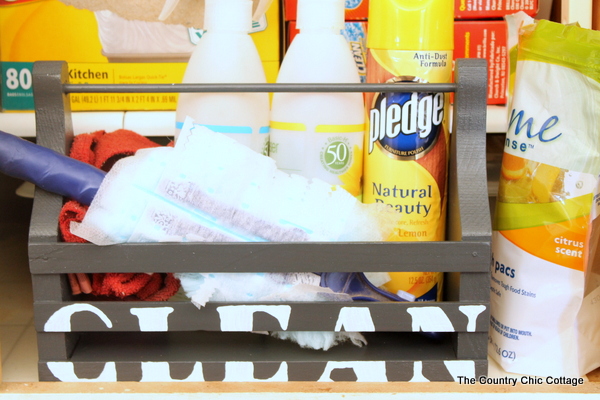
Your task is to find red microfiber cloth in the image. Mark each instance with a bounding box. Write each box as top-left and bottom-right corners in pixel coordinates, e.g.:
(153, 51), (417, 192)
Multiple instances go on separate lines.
(58, 129), (180, 301)
(69, 129), (162, 171)
(92, 273), (181, 301)
(59, 200), (89, 244)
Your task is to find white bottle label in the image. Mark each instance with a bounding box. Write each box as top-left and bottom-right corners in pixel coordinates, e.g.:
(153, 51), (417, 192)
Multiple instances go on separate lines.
(270, 121), (364, 197)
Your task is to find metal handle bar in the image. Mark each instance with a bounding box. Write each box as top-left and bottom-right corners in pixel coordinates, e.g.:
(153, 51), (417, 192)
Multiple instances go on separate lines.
(62, 82), (457, 94)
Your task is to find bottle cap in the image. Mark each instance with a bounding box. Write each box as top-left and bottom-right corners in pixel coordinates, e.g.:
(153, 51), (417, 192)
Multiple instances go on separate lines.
(368, 0), (454, 50)
(204, 0), (253, 33)
(297, 0), (344, 32)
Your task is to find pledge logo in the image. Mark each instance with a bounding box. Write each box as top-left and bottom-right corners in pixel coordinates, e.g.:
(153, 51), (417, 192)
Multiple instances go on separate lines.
(368, 77), (444, 159)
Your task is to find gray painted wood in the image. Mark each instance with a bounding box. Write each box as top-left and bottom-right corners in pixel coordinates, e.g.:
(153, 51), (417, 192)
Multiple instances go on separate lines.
(53, 332), (458, 362)
(454, 332), (489, 359)
(29, 56), (76, 368)
(36, 332), (79, 361)
(34, 301), (489, 333)
(38, 359), (488, 383)
(29, 240), (490, 274)
(32, 61), (73, 153)
(28, 63), (73, 363)
(29, 59), (492, 382)
(31, 274), (71, 302)
(37, 331), (487, 382)
(449, 59), (491, 242)
(458, 272), (491, 302)
(30, 61), (73, 241)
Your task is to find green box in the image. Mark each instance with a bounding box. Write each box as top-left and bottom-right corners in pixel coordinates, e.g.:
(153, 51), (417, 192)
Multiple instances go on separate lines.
(1, 62), (34, 110)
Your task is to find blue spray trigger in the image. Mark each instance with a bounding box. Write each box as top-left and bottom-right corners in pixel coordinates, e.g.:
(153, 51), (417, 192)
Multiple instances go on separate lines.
(319, 272), (445, 341)
(319, 272), (409, 302)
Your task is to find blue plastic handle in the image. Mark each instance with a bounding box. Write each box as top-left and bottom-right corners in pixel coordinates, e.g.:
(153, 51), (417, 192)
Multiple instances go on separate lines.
(0, 130), (105, 205)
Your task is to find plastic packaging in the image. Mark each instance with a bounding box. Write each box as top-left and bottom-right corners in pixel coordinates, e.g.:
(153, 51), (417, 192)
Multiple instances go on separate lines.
(363, 0), (454, 301)
(174, 0), (270, 154)
(71, 118), (397, 245)
(269, 0), (365, 197)
(490, 19), (600, 377)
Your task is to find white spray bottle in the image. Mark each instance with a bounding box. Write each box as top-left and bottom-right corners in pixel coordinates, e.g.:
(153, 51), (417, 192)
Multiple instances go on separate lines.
(269, 0), (365, 197)
(175, 0), (270, 154)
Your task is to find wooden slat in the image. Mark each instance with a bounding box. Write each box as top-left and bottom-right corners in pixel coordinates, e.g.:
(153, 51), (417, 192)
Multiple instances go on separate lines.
(29, 240), (490, 274)
(36, 331), (487, 382)
(34, 301), (489, 333)
(449, 58), (490, 243)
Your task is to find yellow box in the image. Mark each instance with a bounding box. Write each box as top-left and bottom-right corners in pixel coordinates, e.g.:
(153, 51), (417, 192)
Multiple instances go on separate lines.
(0, 0), (281, 111)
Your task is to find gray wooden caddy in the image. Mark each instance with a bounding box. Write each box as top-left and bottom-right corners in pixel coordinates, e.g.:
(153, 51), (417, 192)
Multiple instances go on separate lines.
(29, 58), (491, 383)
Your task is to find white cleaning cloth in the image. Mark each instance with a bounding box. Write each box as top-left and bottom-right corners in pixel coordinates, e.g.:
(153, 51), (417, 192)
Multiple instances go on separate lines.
(71, 117), (397, 245)
(175, 271), (366, 351)
(271, 331), (367, 351)
(176, 272), (350, 307)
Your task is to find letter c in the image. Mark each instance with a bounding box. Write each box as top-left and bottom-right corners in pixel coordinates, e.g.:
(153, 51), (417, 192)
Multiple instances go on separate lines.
(44, 304), (112, 332)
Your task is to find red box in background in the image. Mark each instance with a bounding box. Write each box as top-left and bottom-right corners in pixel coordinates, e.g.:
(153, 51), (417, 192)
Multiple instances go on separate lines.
(286, 21), (299, 46)
(283, 0), (368, 21)
(454, 0), (538, 19)
(454, 20), (508, 104)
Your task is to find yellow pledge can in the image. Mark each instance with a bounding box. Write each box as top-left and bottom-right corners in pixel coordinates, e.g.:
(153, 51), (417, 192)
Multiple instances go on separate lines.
(363, 0), (454, 301)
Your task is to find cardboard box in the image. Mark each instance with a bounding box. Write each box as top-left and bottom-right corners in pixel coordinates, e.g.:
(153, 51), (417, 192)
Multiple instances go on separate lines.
(455, 0), (538, 19)
(454, 20), (508, 104)
(0, 0), (280, 111)
(284, 0), (368, 21)
(286, 20), (367, 83)
(594, 0), (600, 31)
